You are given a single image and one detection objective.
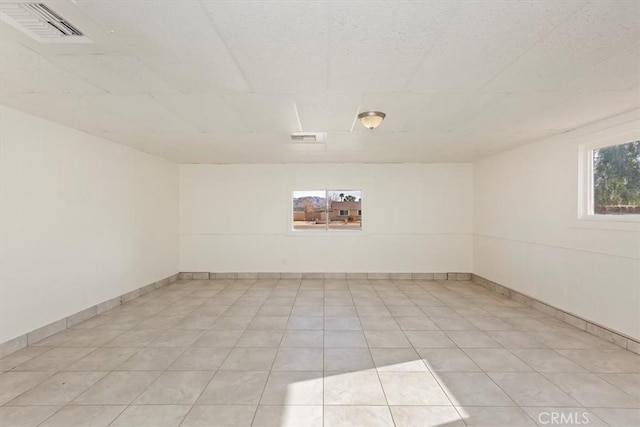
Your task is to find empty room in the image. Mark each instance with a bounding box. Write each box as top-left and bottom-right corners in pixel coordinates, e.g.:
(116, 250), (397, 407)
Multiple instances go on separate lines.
(0, 0), (639, 426)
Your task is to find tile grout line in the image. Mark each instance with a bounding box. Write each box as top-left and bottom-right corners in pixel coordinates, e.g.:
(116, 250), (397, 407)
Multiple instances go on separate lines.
(407, 280), (637, 423)
(102, 280), (232, 427)
(352, 280), (398, 427)
(178, 279), (257, 427)
(322, 279), (326, 427)
(110, 283), (223, 427)
(367, 281), (407, 427)
(89, 278), (244, 426)
(421, 281), (582, 425)
(378, 279), (469, 427)
(250, 277), (300, 426)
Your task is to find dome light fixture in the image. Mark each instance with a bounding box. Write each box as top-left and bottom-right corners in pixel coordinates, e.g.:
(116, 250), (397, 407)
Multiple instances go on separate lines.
(357, 111), (386, 130)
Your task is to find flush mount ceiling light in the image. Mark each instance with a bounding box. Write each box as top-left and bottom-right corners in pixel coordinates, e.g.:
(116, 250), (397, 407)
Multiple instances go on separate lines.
(357, 111), (386, 130)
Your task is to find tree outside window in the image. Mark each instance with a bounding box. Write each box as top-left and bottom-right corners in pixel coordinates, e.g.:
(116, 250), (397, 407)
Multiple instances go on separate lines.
(593, 140), (640, 215)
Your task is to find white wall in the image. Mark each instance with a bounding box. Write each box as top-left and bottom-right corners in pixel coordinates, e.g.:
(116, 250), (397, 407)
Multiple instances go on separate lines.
(6, 102), (635, 347)
(0, 106), (179, 344)
(473, 110), (640, 340)
(180, 163), (473, 274)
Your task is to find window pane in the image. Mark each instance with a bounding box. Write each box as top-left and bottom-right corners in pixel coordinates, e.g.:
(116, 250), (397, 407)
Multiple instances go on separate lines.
(292, 190), (328, 230)
(328, 190), (362, 230)
(593, 140), (640, 215)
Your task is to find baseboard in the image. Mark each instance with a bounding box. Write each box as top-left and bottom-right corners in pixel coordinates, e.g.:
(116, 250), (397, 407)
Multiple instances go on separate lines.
(471, 274), (640, 355)
(178, 272), (472, 281)
(0, 273), (180, 358)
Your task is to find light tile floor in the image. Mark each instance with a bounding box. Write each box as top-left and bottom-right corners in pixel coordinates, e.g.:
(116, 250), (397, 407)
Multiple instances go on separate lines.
(1, 279), (639, 427)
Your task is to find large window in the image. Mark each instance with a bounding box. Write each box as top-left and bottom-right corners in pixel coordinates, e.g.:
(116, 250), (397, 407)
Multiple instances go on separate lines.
(292, 190), (362, 231)
(591, 140), (640, 216)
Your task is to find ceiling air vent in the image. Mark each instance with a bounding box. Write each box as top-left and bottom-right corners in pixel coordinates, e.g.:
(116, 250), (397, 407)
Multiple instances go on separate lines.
(0, 2), (89, 42)
(290, 132), (327, 143)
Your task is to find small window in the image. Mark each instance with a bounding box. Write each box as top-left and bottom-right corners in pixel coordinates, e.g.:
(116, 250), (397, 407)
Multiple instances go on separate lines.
(592, 140), (640, 215)
(292, 190), (362, 231)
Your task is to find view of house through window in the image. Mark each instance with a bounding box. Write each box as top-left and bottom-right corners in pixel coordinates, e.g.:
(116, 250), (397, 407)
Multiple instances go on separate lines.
(593, 140), (640, 215)
(292, 190), (362, 230)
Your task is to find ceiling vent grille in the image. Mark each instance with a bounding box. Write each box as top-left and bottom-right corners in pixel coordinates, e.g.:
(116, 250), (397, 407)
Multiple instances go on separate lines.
(290, 132), (327, 143)
(0, 2), (87, 42)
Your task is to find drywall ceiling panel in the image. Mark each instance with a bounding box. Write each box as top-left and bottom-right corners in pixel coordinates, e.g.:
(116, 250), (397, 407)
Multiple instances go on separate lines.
(431, 146), (495, 162)
(295, 93), (362, 132)
(152, 93), (249, 134)
(280, 151), (325, 163)
(511, 90), (640, 133)
(285, 142), (327, 153)
(323, 132), (367, 152)
(161, 134), (243, 163)
(102, 132), (183, 159)
(460, 92), (575, 135)
(485, 1), (640, 92)
(0, 61), (31, 94)
(76, 0), (250, 92)
(47, 54), (177, 94)
(82, 93), (196, 133)
(405, 92), (506, 132)
(456, 129), (562, 155)
(281, 151), (343, 163)
(569, 47), (640, 92)
(328, 1), (459, 92)
(0, 92), (145, 136)
(169, 132), (292, 163)
(210, 136), (295, 163)
(0, 38), (104, 94)
(347, 132), (454, 164)
(203, 1), (329, 93)
(215, 133), (286, 156)
(408, 0), (586, 91)
(223, 93), (301, 133)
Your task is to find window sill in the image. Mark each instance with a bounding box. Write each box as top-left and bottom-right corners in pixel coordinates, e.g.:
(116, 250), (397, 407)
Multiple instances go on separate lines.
(572, 215), (640, 232)
(286, 229), (369, 237)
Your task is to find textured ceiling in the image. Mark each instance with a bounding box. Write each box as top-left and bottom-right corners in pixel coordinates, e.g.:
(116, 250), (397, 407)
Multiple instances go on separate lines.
(1, 0), (639, 163)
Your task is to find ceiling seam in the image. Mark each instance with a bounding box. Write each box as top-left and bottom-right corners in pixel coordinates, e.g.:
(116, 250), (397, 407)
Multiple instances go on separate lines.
(196, 0), (254, 94)
(325, 1), (332, 93)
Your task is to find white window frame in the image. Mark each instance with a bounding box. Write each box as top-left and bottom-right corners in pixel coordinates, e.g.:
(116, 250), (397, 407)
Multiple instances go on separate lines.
(578, 135), (640, 225)
(289, 189), (364, 234)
